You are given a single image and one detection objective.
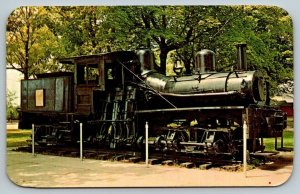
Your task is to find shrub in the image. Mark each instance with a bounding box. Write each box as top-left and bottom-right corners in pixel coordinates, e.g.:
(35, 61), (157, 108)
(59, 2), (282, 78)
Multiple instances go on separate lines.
(6, 90), (19, 121)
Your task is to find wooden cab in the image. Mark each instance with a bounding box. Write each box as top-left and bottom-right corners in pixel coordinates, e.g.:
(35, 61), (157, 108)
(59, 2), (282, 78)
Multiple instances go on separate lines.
(59, 51), (139, 116)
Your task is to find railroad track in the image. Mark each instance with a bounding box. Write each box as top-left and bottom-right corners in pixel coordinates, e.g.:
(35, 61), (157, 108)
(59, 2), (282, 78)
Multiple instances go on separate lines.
(14, 145), (244, 171)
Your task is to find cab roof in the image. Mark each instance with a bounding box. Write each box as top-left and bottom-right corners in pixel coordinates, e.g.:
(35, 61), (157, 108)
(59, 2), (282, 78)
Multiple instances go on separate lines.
(58, 51), (138, 65)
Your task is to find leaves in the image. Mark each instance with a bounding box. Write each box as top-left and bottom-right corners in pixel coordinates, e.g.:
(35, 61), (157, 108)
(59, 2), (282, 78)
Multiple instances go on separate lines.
(6, 90), (18, 120)
(6, 7), (63, 78)
(6, 6), (293, 94)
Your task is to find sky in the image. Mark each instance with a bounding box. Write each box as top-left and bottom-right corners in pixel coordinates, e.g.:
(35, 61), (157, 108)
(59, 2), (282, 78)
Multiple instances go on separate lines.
(6, 69), (22, 106)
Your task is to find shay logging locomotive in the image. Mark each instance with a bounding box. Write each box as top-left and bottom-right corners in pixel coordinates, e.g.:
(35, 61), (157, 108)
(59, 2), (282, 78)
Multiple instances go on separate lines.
(18, 44), (287, 160)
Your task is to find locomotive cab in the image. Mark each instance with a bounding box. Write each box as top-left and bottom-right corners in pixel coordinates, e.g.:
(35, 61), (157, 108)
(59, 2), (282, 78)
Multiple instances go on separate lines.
(59, 51), (140, 117)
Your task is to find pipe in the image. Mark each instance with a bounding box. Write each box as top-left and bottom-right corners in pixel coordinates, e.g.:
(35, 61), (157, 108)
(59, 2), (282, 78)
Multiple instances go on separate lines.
(158, 91), (242, 97)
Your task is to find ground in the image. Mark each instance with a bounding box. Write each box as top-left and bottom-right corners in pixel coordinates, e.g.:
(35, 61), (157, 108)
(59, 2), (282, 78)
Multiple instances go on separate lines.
(6, 148), (293, 188)
(6, 122), (294, 188)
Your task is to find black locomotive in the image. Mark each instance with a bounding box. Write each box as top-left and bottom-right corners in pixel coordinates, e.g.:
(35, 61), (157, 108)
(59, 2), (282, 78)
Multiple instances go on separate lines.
(18, 44), (287, 159)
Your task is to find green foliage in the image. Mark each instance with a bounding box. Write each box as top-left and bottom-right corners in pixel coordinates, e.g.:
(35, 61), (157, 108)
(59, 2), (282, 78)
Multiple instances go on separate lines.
(6, 7), (64, 79)
(212, 6), (293, 93)
(7, 129), (31, 147)
(6, 90), (18, 120)
(6, 6), (293, 91)
(263, 131), (294, 151)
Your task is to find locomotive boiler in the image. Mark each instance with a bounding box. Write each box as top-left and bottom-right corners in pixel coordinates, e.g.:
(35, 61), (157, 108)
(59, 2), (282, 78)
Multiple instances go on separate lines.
(18, 43), (287, 160)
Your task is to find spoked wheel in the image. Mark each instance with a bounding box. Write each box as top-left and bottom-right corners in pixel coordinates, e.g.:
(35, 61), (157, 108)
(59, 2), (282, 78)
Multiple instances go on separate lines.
(209, 139), (235, 161)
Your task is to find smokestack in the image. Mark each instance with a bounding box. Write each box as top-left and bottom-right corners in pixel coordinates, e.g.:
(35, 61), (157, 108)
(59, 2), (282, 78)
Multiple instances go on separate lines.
(236, 43), (247, 71)
(136, 48), (155, 73)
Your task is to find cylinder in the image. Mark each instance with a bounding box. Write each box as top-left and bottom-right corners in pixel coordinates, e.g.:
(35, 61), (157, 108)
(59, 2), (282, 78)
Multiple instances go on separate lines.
(236, 43), (247, 71)
(195, 49), (216, 73)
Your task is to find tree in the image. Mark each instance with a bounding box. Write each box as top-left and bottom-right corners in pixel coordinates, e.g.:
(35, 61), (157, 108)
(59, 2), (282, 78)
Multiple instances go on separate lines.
(99, 7), (186, 74)
(212, 6), (293, 92)
(174, 6), (237, 74)
(6, 6), (62, 79)
(46, 6), (113, 56)
(6, 5), (293, 94)
(103, 6), (239, 75)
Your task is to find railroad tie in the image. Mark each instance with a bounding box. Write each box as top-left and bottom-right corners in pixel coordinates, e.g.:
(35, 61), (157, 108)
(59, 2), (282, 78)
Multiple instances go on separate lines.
(84, 152), (97, 158)
(162, 160), (174, 166)
(148, 158), (161, 165)
(97, 154), (110, 160)
(199, 163), (213, 170)
(128, 157), (142, 163)
(180, 162), (195, 169)
(112, 155), (125, 161)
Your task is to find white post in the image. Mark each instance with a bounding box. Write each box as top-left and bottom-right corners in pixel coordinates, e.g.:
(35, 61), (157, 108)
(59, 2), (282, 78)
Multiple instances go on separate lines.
(243, 120), (247, 177)
(32, 124), (35, 156)
(145, 121), (149, 168)
(80, 123), (83, 161)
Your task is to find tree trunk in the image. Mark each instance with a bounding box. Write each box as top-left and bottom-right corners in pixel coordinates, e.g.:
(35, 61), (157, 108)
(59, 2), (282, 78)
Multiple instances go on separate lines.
(184, 61), (192, 75)
(24, 21), (30, 79)
(159, 48), (168, 75)
(24, 7), (30, 80)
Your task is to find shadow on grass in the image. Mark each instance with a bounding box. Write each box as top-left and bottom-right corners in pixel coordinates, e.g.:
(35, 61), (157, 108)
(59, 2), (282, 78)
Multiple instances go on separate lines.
(257, 154), (294, 171)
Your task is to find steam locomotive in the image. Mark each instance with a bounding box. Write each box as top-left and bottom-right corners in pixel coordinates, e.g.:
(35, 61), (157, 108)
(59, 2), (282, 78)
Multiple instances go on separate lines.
(18, 44), (287, 159)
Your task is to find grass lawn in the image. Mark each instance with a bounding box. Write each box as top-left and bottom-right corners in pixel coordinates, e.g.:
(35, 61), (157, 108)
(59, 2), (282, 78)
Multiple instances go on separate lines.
(7, 129), (31, 147)
(6, 126), (294, 152)
(263, 130), (294, 151)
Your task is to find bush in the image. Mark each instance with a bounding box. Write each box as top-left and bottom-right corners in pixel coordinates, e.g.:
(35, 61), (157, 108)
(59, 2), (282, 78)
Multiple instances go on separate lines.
(7, 106), (19, 121)
(6, 90), (19, 121)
